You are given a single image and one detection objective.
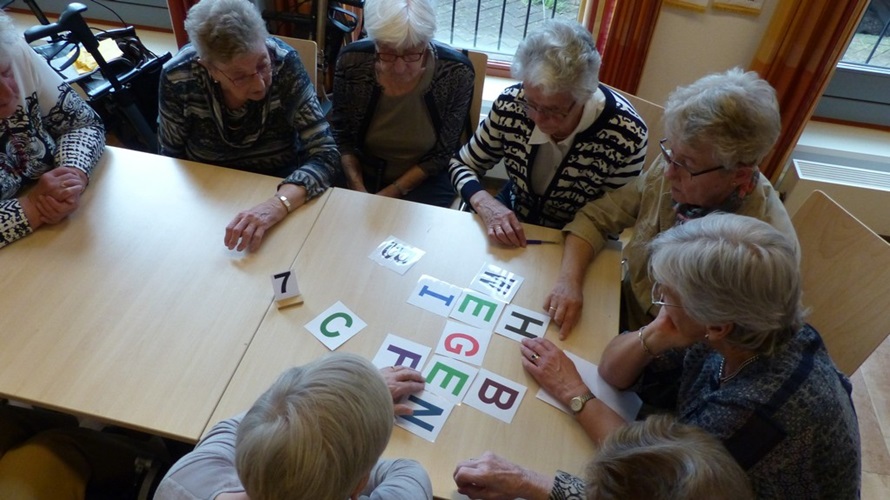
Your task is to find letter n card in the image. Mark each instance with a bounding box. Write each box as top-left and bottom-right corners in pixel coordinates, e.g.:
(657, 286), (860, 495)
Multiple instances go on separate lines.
(395, 390), (454, 442)
(463, 369), (527, 423)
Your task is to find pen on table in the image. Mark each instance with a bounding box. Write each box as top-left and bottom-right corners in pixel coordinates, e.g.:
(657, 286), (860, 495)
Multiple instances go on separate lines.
(527, 239), (559, 245)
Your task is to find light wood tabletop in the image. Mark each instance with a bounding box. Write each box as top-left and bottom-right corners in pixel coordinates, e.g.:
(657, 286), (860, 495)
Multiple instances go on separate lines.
(208, 188), (622, 498)
(0, 146), (329, 441)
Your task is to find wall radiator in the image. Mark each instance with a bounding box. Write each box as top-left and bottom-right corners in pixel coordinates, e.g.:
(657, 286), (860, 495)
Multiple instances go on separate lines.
(781, 159), (890, 237)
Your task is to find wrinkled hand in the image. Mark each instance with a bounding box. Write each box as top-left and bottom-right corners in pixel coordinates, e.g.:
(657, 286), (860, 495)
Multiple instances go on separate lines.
(543, 278), (584, 340)
(453, 452), (552, 500)
(29, 167), (88, 224)
(520, 337), (587, 406)
(224, 197), (287, 252)
(471, 192), (526, 247)
(380, 365), (425, 416)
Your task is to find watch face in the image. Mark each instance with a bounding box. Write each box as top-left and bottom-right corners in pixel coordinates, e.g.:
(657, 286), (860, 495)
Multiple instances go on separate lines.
(570, 397), (582, 412)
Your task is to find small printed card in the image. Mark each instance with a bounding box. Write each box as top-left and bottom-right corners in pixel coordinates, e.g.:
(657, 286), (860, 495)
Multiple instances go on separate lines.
(494, 304), (551, 342)
(469, 263), (524, 303)
(371, 333), (432, 371)
(406, 275), (463, 317)
(304, 301), (367, 351)
(463, 369), (527, 424)
(423, 354), (480, 404)
(435, 320), (492, 366)
(449, 289), (505, 330)
(395, 390), (455, 442)
(369, 236), (425, 275)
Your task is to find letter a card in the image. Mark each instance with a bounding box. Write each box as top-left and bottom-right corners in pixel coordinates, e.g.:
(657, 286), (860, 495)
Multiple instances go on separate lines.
(494, 304), (551, 342)
(371, 333), (431, 371)
(469, 263), (524, 303)
(406, 275), (463, 317)
(304, 301), (367, 351)
(395, 390), (455, 442)
(369, 236), (425, 275)
(436, 320), (492, 366)
(464, 369), (527, 423)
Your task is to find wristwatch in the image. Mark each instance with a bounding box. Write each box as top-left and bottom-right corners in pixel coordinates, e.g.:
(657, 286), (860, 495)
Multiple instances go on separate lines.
(570, 391), (595, 414)
(277, 195), (293, 213)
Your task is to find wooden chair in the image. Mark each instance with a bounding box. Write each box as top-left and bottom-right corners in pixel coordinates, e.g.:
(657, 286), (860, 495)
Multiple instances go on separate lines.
(461, 48), (489, 140)
(608, 85), (665, 172)
(275, 35), (318, 92)
(792, 189), (890, 376)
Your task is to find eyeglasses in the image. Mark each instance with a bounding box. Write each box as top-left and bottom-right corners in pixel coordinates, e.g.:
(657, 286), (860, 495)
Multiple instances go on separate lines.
(651, 282), (683, 308)
(213, 56), (272, 88)
(659, 139), (725, 177)
(521, 98), (576, 119)
(375, 51), (425, 63)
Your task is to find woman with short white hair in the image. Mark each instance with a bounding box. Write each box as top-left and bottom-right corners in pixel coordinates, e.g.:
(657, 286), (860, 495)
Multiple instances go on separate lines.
(155, 353), (431, 500)
(449, 20), (648, 247)
(331, 0), (474, 207)
(521, 214), (860, 498)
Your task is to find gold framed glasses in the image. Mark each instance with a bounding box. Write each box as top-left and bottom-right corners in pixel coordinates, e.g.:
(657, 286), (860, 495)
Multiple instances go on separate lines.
(659, 139), (725, 177)
(651, 281), (683, 308)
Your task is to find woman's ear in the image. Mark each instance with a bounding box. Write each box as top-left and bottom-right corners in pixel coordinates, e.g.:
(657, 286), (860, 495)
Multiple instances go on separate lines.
(706, 322), (734, 341)
(349, 472), (371, 500)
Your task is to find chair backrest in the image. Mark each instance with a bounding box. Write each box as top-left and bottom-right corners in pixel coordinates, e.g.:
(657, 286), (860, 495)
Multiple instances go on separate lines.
(607, 85), (664, 173)
(461, 48), (488, 140)
(792, 189), (890, 375)
(276, 36), (318, 91)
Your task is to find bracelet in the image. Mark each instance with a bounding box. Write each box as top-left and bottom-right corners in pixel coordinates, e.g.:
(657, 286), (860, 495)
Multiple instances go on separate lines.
(277, 194), (293, 213)
(392, 180), (410, 196)
(638, 325), (656, 358)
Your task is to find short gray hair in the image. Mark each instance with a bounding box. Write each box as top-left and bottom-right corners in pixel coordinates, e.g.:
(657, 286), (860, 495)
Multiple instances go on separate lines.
(235, 353), (394, 500)
(586, 414), (753, 499)
(648, 213), (803, 355)
(184, 0), (269, 64)
(511, 20), (600, 101)
(363, 0), (436, 50)
(664, 68), (780, 169)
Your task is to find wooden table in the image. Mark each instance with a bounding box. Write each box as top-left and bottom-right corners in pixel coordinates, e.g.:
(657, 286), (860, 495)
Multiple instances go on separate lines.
(0, 146), (328, 441)
(209, 188), (622, 498)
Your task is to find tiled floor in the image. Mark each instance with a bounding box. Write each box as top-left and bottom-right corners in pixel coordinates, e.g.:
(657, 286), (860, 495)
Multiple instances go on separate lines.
(7, 9), (889, 498)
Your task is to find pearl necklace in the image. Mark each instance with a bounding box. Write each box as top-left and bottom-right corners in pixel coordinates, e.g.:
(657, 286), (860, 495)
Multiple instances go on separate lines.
(718, 354), (760, 384)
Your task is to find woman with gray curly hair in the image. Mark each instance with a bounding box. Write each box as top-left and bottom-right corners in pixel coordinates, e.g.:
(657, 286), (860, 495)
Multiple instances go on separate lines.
(158, 0), (338, 253)
(545, 68), (798, 339)
(331, 0), (474, 207)
(520, 214), (859, 498)
(449, 20), (648, 247)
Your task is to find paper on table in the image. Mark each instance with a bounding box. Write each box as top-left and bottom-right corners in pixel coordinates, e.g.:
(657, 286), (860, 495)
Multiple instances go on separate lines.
(535, 350), (642, 422)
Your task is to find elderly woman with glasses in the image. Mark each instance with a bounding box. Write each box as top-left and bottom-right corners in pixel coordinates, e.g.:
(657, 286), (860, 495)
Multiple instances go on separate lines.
(545, 68), (797, 339)
(449, 20), (647, 246)
(158, 0), (338, 252)
(516, 214), (860, 498)
(330, 0), (474, 207)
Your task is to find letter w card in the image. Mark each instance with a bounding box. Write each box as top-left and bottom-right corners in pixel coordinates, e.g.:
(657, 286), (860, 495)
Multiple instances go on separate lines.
(463, 369), (527, 423)
(395, 390), (455, 443)
(469, 263), (524, 303)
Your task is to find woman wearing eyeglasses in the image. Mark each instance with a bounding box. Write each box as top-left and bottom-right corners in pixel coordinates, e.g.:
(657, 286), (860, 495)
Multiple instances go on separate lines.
(545, 68), (797, 339)
(158, 0), (338, 252)
(449, 20), (648, 247)
(330, 0), (474, 207)
(470, 215), (859, 499)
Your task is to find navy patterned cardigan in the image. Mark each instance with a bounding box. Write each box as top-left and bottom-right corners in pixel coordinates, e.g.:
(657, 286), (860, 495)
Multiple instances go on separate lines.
(449, 83), (647, 228)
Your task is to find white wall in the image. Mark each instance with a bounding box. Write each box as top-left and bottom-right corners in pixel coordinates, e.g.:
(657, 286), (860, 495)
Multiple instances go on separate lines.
(636, 0), (779, 106)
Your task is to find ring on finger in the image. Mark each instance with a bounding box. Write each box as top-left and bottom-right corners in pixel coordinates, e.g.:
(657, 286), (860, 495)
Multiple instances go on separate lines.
(530, 353), (540, 361)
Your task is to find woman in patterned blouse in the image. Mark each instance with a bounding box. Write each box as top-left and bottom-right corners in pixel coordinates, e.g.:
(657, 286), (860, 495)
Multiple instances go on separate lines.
(0, 12), (105, 249)
(158, 0), (339, 252)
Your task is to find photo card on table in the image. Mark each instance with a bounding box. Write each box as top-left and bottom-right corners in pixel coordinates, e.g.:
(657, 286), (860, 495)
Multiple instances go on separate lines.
(372, 333), (432, 371)
(469, 263), (525, 303)
(406, 275), (463, 317)
(304, 301), (367, 351)
(494, 304), (551, 342)
(463, 369), (527, 424)
(395, 390), (455, 443)
(369, 236), (425, 275)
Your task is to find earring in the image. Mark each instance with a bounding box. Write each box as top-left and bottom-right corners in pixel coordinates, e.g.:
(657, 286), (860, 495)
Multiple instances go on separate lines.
(704, 333), (710, 340)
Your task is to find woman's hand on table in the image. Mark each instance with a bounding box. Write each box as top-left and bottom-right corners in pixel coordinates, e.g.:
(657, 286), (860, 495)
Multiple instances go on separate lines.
(225, 185), (306, 252)
(453, 452), (553, 500)
(28, 167), (89, 224)
(543, 276), (583, 340)
(469, 191), (526, 247)
(520, 337), (587, 407)
(380, 365), (425, 416)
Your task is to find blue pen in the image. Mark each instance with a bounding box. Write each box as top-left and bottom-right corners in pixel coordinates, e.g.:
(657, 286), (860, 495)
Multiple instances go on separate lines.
(527, 239), (559, 245)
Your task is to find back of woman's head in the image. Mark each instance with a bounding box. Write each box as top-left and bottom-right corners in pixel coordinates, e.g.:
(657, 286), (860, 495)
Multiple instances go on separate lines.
(364, 0), (437, 50)
(235, 353), (394, 500)
(648, 213), (803, 354)
(586, 415), (753, 500)
(184, 0), (269, 64)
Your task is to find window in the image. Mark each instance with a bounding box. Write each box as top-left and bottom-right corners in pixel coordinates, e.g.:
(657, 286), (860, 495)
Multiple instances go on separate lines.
(814, 0), (890, 127)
